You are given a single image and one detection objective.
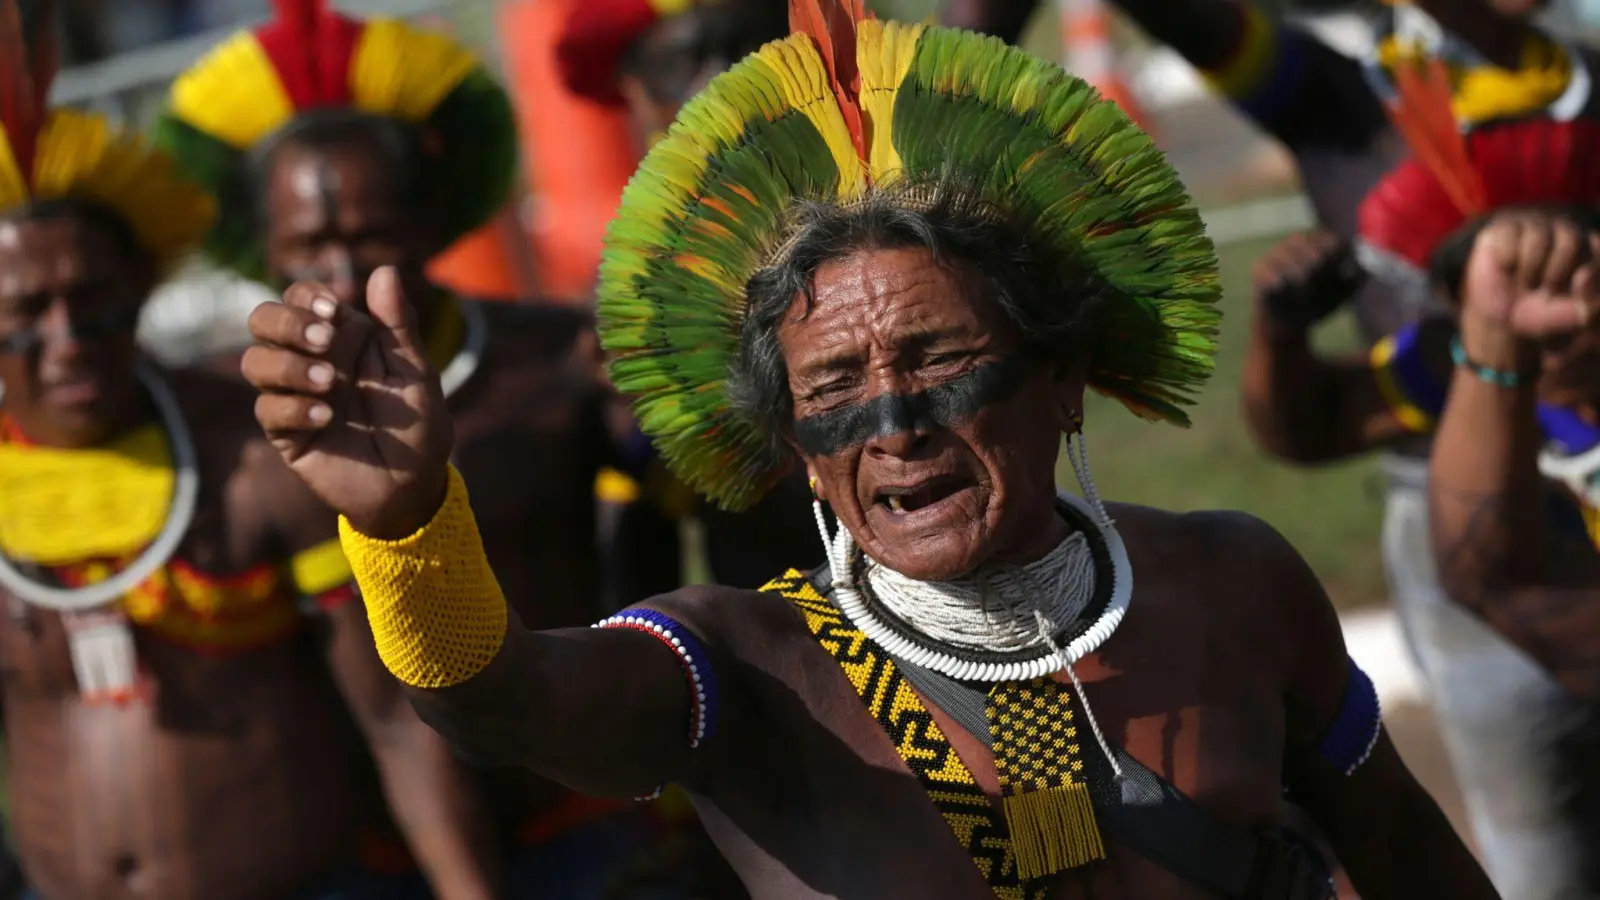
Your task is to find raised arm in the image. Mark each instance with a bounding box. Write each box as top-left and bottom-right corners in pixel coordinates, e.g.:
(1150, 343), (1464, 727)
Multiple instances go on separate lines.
(1428, 212), (1600, 701)
(238, 270), (724, 798)
(1112, 0), (1385, 154)
(1241, 230), (1434, 463)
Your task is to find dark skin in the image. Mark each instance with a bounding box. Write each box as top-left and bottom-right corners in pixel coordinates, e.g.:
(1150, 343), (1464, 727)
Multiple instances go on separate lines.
(614, 0), (784, 157)
(242, 246), (1496, 898)
(256, 137), (676, 873)
(1430, 211), (1600, 701)
(1241, 230), (1456, 463)
(0, 215), (497, 900)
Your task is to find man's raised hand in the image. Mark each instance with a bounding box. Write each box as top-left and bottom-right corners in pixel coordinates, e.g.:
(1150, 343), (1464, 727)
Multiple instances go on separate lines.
(241, 267), (454, 539)
(1461, 211), (1600, 341)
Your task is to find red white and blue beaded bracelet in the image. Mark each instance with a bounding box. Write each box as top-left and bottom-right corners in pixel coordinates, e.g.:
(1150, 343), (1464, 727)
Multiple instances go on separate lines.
(595, 608), (719, 750)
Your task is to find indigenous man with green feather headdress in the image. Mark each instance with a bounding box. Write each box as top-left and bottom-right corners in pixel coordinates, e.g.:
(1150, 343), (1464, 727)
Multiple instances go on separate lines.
(240, 3), (1498, 898)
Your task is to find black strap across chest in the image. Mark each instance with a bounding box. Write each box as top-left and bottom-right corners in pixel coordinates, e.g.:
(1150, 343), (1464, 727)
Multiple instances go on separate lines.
(807, 566), (1333, 900)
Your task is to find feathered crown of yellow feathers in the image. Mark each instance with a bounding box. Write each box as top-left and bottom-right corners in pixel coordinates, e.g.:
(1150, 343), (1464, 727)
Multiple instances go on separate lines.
(164, 0), (479, 152)
(598, 0), (1221, 510)
(0, 0), (211, 275)
(155, 0), (517, 281)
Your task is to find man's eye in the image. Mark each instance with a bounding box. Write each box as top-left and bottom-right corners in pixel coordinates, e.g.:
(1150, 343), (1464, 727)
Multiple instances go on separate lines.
(925, 352), (971, 368)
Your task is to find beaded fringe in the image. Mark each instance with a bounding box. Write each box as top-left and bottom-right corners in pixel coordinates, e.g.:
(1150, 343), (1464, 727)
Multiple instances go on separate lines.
(1003, 782), (1106, 880)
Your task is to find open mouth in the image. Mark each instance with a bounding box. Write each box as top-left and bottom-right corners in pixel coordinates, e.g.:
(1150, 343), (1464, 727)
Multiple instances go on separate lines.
(875, 474), (974, 515)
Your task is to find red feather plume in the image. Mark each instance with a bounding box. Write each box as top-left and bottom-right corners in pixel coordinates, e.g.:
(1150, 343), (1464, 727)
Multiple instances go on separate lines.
(1360, 116), (1600, 270)
(256, 0), (360, 111)
(788, 0), (869, 161)
(0, 0), (55, 192)
(1385, 55), (1487, 217)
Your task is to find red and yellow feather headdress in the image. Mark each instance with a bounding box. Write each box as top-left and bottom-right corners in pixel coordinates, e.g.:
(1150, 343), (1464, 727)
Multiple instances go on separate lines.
(1358, 52), (1600, 282)
(154, 0), (517, 281)
(0, 0), (211, 275)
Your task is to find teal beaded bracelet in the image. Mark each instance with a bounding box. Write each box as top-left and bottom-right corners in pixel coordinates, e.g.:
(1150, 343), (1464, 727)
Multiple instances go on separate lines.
(1450, 336), (1531, 388)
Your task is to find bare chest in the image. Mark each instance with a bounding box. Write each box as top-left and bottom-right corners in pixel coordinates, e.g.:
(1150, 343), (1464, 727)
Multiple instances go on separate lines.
(694, 580), (1289, 899)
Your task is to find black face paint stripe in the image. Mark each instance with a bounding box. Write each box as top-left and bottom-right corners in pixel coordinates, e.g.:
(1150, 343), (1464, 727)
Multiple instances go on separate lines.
(793, 355), (1037, 457)
(0, 304), (142, 355)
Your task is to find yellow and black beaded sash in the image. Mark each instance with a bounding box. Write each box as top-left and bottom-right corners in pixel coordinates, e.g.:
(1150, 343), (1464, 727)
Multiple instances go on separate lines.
(764, 569), (1066, 900)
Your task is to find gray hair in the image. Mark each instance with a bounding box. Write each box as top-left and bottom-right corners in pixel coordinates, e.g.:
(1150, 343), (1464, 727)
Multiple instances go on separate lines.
(727, 177), (1108, 466)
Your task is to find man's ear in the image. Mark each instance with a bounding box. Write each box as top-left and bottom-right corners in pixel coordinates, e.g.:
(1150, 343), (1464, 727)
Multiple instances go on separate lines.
(1051, 357), (1090, 433)
(805, 461), (825, 502)
(781, 432), (824, 501)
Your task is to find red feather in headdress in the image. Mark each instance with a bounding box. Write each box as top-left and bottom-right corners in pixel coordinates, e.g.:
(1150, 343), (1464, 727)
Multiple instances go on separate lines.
(0, 0), (55, 191)
(788, 0), (869, 161)
(1360, 51), (1600, 271)
(1362, 116), (1600, 270)
(255, 0), (361, 110)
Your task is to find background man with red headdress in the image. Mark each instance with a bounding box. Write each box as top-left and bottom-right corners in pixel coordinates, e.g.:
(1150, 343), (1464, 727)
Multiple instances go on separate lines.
(155, 2), (713, 896)
(555, 0), (821, 612)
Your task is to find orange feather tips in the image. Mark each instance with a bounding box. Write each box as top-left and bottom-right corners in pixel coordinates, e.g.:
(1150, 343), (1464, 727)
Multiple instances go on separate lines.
(788, 0), (869, 162)
(1385, 54), (1487, 217)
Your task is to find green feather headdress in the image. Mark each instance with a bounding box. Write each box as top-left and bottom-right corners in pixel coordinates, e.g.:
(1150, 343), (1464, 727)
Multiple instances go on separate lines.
(599, 0), (1222, 511)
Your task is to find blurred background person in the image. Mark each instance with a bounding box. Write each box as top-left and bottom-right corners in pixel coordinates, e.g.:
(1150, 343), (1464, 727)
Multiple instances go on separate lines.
(0, 3), (501, 898)
(555, 0), (819, 614)
(155, 1), (727, 895)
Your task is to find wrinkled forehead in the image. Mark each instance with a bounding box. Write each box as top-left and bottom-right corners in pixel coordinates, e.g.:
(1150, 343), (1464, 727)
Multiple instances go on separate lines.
(778, 247), (1016, 361)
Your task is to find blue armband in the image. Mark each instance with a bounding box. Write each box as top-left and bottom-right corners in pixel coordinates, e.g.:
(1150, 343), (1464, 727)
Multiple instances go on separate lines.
(1317, 658), (1381, 777)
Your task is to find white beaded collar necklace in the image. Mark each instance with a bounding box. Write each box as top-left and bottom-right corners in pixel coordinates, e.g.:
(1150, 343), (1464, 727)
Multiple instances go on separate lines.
(808, 432), (1132, 774)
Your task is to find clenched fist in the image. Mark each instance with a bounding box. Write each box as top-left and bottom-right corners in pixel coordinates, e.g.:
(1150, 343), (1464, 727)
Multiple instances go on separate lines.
(1252, 229), (1364, 338)
(1460, 211), (1600, 341)
(240, 267), (455, 539)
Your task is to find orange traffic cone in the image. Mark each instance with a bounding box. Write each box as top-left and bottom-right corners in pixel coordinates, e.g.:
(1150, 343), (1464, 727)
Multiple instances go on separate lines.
(1060, 0), (1150, 131)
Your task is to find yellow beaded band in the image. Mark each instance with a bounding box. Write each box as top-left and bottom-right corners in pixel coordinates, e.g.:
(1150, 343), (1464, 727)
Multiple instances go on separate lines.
(338, 466), (508, 688)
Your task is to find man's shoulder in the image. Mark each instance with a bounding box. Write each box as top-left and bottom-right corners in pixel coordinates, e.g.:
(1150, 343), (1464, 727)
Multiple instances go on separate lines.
(1110, 503), (1285, 556)
(1111, 503), (1310, 597)
(631, 574), (818, 657)
(165, 363), (274, 462)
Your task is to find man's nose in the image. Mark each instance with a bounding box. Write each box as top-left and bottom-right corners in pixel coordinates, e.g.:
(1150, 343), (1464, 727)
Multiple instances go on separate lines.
(862, 393), (932, 459)
(34, 300), (86, 362)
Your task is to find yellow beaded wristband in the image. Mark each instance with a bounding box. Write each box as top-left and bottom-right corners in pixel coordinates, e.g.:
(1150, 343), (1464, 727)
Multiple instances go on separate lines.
(338, 465), (508, 688)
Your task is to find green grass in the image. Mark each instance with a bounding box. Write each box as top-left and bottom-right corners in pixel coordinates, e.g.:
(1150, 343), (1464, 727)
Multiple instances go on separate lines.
(1066, 237), (1388, 610)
